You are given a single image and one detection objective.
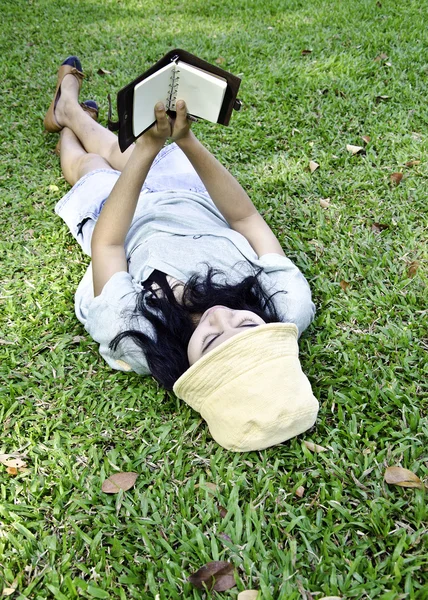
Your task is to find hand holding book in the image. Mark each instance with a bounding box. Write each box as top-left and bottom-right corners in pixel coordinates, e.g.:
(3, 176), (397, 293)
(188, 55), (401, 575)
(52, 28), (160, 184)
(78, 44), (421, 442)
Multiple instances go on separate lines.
(109, 49), (242, 152)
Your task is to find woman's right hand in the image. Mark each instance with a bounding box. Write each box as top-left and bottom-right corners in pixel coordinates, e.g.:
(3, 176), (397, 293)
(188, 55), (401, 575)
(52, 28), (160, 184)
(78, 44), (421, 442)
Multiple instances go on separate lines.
(170, 100), (192, 142)
(137, 102), (172, 149)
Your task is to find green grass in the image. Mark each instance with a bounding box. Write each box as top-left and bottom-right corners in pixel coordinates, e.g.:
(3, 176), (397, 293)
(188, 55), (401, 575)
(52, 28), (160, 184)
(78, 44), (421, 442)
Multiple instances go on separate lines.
(0, 0), (427, 598)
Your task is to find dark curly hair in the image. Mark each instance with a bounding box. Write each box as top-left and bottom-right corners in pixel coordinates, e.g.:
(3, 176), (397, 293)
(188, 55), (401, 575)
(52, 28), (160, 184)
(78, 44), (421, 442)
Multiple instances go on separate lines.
(110, 266), (285, 390)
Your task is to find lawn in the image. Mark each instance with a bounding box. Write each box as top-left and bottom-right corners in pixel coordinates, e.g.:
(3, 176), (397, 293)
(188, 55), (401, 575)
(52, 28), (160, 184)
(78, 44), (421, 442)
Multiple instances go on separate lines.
(0, 0), (427, 598)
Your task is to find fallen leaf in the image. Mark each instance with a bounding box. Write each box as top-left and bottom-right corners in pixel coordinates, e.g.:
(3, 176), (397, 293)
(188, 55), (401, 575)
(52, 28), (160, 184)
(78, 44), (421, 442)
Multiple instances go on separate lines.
(309, 161), (319, 173)
(405, 160), (420, 167)
(219, 533), (232, 543)
(303, 441), (328, 453)
(188, 561), (236, 592)
(319, 198), (330, 209)
(384, 466), (426, 490)
(48, 184), (59, 192)
(2, 579), (18, 597)
(101, 472), (138, 494)
(72, 335), (86, 343)
(195, 482), (218, 494)
(295, 486), (305, 498)
(97, 68), (112, 75)
(374, 53), (388, 62)
(215, 56), (225, 65)
(339, 280), (350, 291)
(362, 135), (371, 144)
(0, 454), (27, 469)
(375, 95), (390, 103)
(346, 144), (365, 155)
(390, 172), (403, 186)
(0, 458), (27, 469)
(238, 591), (259, 600)
(406, 261), (419, 278)
(301, 49), (312, 55)
(371, 222), (389, 233)
(217, 504), (228, 518)
(6, 467), (18, 476)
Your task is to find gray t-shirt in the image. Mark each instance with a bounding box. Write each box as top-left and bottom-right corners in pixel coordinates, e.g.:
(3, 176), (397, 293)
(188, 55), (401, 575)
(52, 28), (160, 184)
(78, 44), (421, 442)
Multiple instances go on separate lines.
(75, 189), (315, 375)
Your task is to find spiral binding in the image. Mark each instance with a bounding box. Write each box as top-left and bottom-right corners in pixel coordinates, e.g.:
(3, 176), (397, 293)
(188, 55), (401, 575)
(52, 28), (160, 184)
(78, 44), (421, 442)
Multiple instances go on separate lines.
(166, 67), (180, 110)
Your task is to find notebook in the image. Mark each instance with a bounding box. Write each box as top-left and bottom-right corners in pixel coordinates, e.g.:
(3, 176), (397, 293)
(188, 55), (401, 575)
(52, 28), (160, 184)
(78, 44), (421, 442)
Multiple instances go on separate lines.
(132, 60), (228, 137)
(108, 49), (242, 152)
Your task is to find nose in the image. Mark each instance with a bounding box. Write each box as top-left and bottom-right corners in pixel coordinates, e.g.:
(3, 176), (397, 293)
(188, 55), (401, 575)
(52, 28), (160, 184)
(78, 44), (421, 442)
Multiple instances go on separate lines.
(208, 307), (233, 326)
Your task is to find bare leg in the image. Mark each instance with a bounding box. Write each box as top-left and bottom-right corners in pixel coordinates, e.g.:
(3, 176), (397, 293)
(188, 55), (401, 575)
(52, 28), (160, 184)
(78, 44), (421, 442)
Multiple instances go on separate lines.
(55, 75), (135, 172)
(60, 127), (112, 186)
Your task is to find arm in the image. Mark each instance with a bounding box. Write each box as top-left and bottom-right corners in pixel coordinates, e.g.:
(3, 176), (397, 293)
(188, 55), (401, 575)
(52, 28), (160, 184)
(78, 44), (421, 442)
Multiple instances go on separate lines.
(173, 101), (285, 258)
(91, 104), (170, 297)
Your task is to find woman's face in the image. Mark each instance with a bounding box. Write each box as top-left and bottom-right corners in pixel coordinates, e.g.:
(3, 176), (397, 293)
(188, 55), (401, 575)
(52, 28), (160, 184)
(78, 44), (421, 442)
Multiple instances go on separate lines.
(187, 306), (266, 365)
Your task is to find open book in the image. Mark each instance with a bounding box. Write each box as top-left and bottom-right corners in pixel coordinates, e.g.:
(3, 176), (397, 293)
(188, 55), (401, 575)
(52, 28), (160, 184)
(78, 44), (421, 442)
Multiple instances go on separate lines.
(109, 49), (242, 152)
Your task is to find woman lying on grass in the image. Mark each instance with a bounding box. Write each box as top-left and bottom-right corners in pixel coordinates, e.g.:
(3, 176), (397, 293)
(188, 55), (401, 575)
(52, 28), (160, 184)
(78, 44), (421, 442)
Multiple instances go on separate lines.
(44, 56), (319, 451)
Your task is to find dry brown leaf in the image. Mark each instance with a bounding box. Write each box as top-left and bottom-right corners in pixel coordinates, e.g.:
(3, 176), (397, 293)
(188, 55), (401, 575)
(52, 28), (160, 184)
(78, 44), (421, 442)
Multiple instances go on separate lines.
(295, 486), (305, 498)
(390, 172), (403, 186)
(301, 49), (312, 55)
(406, 261), (419, 278)
(374, 53), (388, 62)
(217, 504), (228, 518)
(309, 161), (319, 173)
(339, 280), (350, 291)
(238, 591), (259, 600)
(6, 467), (18, 476)
(362, 135), (371, 144)
(2, 579), (18, 597)
(0, 457), (27, 469)
(303, 441), (328, 453)
(101, 472), (138, 494)
(319, 198), (330, 209)
(97, 68), (112, 75)
(0, 454), (27, 468)
(405, 160), (421, 167)
(215, 57), (225, 65)
(346, 144), (365, 155)
(188, 561), (236, 592)
(371, 222), (389, 233)
(384, 466), (426, 490)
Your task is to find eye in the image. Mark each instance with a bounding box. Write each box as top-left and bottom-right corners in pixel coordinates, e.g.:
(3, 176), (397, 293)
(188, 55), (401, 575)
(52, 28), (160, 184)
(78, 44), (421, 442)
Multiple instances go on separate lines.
(202, 332), (220, 352)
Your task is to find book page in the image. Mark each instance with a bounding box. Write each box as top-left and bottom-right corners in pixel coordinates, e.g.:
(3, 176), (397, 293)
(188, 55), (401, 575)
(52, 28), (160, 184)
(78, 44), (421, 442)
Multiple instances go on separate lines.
(175, 61), (227, 123)
(133, 63), (174, 136)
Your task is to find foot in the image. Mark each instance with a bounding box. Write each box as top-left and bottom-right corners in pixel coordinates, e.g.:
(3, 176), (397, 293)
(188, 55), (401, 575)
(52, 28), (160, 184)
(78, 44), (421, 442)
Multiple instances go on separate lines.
(43, 57), (84, 133)
(54, 74), (81, 129)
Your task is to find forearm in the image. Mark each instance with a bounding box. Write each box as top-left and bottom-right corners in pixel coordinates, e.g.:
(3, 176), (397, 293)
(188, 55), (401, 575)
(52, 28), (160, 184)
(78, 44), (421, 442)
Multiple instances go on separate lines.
(176, 131), (284, 256)
(176, 132), (258, 226)
(91, 138), (163, 249)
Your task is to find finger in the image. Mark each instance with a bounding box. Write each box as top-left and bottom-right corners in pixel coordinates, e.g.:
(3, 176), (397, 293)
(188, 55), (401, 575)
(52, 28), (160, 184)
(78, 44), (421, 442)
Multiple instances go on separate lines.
(154, 102), (171, 133)
(175, 99), (189, 124)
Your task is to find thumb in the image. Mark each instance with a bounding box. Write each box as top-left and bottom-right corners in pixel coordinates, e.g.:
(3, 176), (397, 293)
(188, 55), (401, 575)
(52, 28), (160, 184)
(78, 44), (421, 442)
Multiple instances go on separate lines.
(175, 99), (187, 120)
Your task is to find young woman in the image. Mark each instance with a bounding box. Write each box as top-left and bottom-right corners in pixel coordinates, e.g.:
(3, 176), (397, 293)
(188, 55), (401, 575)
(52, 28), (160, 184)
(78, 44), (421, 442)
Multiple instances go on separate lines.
(45, 57), (319, 451)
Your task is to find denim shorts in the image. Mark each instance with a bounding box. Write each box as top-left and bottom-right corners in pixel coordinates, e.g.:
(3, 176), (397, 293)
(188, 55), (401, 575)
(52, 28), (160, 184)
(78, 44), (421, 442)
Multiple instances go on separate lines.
(55, 143), (208, 256)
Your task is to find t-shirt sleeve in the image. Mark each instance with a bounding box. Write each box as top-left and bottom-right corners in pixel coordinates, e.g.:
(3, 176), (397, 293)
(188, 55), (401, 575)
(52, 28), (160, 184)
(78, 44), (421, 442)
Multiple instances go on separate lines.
(258, 253), (315, 336)
(82, 271), (152, 375)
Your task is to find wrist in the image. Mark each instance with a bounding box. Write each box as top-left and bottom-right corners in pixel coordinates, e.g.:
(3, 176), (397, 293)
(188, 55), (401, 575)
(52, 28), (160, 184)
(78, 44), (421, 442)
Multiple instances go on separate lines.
(135, 135), (164, 156)
(175, 131), (198, 151)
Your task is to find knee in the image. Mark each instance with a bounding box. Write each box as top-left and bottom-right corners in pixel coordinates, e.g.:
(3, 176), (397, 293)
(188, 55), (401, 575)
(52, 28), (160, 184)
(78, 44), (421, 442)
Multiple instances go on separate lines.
(77, 153), (112, 178)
